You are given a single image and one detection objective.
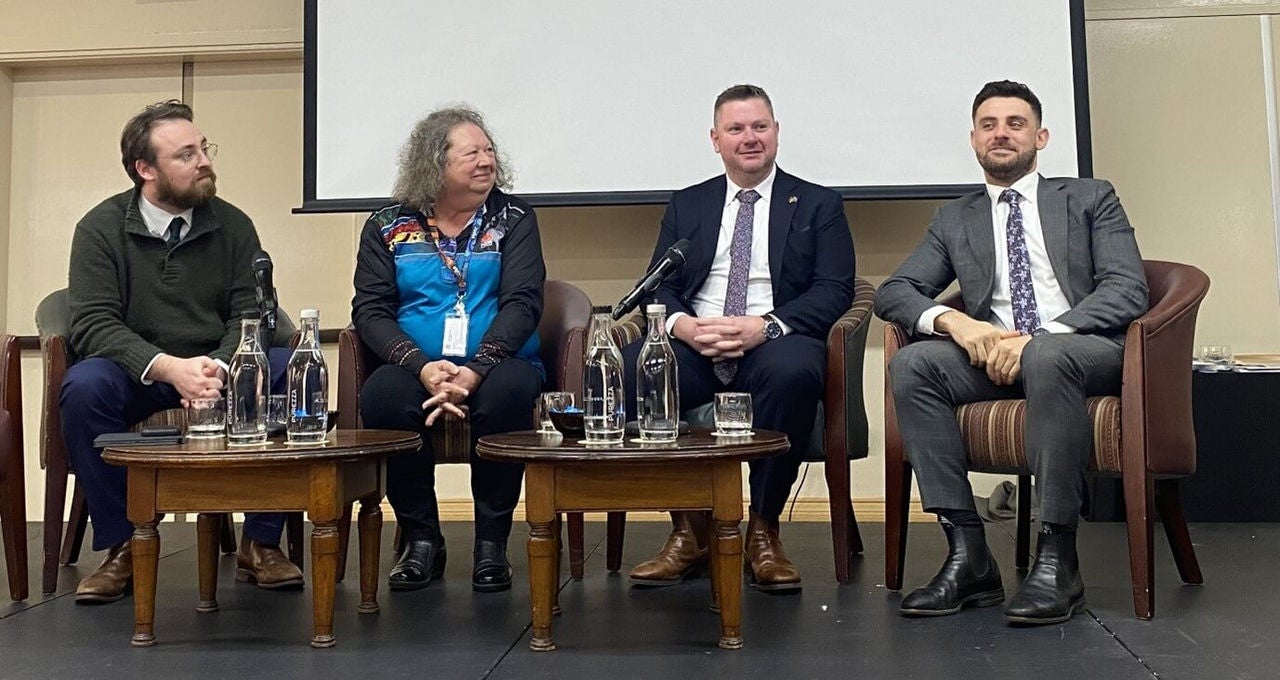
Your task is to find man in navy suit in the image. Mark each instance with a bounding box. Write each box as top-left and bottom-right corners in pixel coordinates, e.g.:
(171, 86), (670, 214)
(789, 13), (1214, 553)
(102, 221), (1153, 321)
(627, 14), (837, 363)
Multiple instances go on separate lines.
(623, 84), (855, 592)
(876, 81), (1147, 624)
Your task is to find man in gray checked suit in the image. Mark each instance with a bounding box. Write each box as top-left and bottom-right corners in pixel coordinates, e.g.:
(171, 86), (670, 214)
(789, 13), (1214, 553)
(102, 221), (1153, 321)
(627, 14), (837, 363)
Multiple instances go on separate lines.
(875, 80), (1147, 625)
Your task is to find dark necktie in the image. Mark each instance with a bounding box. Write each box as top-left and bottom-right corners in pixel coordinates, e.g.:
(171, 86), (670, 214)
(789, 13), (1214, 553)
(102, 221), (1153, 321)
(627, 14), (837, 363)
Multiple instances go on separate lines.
(715, 189), (761, 384)
(165, 217), (184, 249)
(1000, 189), (1040, 334)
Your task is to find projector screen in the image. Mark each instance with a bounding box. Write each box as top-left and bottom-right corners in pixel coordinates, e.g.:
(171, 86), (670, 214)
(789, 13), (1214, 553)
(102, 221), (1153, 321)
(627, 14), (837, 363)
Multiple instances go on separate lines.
(301, 0), (1089, 211)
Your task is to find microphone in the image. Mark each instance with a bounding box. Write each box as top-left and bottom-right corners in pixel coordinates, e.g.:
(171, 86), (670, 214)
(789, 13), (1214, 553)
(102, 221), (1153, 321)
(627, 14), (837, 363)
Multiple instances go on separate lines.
(252, 249), (277, 335)
(612, 239), (691, 321)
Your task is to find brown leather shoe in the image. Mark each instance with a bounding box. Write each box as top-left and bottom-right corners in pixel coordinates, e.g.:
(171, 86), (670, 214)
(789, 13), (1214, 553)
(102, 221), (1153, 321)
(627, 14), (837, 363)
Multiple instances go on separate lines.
(629, 511), (709, 586)
(744, 511), (801, 592)
(236, 539), (304, 589)
(75, 541), (132, 604)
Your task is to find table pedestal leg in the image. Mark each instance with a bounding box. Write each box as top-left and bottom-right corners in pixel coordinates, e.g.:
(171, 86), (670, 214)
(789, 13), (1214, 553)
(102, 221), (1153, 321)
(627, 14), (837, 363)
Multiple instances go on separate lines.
(552, 514), (562, 617)
(357, 497), (382, 614)
(310, 521), (339, 648)
(712, 460), (744, 650)
(131, 517), (161, 647)
(528, 518), (557, 651)
(196, 513), (220, 612)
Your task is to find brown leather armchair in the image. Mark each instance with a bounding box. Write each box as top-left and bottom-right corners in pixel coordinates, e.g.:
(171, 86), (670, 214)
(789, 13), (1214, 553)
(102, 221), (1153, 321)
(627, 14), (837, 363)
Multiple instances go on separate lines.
(36, 289), (303, 594)
(0, 335), (28, 601)
(562, 277), (877, 583)
(335, 279), (593, 578)
(882, 260), (1209, 619)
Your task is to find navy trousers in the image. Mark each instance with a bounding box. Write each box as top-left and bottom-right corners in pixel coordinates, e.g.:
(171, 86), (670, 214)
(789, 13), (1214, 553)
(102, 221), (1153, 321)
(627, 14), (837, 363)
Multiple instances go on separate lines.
(623, 333), (825, 519)
(61, 347), (293, 551)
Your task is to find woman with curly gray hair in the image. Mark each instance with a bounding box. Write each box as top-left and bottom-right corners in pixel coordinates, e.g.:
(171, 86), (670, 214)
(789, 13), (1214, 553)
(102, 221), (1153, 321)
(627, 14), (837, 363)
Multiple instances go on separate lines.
(352, 105), (545, 593)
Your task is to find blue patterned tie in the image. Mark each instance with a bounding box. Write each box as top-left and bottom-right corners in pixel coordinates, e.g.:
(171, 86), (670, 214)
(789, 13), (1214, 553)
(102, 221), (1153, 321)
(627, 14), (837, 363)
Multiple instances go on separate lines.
(714, 189), (760, 384)
(165, 217), (183, 249)
(1000, 189), (1040, 334)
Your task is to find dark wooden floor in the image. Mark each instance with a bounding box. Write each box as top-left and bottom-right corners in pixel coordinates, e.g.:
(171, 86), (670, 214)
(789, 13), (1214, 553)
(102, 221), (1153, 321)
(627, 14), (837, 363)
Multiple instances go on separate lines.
(0, 517), (1268, 679)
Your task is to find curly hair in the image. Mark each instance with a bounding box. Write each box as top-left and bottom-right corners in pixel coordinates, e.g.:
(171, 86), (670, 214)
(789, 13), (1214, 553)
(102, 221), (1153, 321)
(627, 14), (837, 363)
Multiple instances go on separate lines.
(392, 105), (513, 211)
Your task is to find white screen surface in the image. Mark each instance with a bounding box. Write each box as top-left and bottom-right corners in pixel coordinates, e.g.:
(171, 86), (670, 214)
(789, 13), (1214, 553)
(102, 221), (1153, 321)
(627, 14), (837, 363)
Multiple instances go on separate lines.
(308, 1), (1085, 207)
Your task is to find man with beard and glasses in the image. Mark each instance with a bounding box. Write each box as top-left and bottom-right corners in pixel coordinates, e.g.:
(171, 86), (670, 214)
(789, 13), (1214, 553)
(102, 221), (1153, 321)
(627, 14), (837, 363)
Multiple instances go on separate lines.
(875, 80), (1147, 625)
(62, 100), (302, 604)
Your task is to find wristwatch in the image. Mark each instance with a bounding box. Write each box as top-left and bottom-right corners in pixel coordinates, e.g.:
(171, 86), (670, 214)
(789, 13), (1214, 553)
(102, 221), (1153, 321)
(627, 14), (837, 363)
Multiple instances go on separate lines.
(762, 315), (784, 341)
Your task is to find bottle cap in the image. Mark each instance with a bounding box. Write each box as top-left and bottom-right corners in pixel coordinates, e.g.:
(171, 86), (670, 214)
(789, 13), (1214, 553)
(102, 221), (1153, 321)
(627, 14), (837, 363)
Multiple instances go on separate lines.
(645, 303), (666, 314)
(300, 308), (319, 320)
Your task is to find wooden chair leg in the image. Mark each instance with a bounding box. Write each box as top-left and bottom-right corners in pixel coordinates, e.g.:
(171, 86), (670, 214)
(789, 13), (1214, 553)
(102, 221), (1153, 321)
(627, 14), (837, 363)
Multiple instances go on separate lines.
(286, 512), (305, 572)
(1122, 468), (1156, 619)
(218, 513), (237, 554)
(42, 462), (69, 594)
(1155, 479), (1203, 584)
(566, 512), (584, 580)
(825, 457), (853, 583)
(0, 471), (28, 601)
(1016, 474), (1033, 573)
(848, 501), (864, 556)
(61, 486), (88, 565)
(885, 460), (912, 590)
(605, 511), (626, 572)
(335, 503), (353, 582)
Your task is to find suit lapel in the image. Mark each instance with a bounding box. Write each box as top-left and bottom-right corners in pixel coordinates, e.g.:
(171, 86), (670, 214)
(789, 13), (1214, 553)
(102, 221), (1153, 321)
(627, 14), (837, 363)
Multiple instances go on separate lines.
(691, 176), (727, 295)
(963, 191), (996, 306)
(1037, 176), (1072, 302)
(768, 169), (799, 284)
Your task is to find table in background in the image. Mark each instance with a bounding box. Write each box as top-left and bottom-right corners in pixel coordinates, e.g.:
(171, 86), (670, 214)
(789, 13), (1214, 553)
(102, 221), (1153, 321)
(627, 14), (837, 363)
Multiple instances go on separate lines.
(102, 429), (420, 648)
(477, 428), (787, 652)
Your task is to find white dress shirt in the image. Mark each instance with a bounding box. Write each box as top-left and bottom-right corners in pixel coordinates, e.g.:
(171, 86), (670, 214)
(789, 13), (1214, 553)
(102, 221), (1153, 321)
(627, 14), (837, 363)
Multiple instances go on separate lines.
(917, 172), (1075, 336)
(668, 165), (790, 335)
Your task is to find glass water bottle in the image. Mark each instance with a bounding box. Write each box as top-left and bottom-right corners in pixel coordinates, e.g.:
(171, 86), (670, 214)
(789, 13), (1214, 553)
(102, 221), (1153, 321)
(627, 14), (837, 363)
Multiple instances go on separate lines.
(227, 317), (269, 445)
(636, 304), (679, 441)
(286, 308), (329, 444)
(582, 305), (625, 443)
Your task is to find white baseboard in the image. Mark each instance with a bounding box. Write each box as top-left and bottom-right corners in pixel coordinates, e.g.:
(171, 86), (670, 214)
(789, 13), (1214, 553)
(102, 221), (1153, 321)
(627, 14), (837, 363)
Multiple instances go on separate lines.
(425, 498), (934, 524)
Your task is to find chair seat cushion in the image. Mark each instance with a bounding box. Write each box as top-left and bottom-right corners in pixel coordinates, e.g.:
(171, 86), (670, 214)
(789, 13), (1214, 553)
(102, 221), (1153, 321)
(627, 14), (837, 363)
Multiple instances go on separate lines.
(956, 396), (1121, 474)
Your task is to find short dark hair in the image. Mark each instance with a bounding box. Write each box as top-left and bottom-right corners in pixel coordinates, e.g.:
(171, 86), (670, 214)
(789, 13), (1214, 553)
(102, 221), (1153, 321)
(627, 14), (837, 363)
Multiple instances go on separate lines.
(972, 80), (1042, 124)
(120, 99), (194, 186)
(713, 84), (774, 123)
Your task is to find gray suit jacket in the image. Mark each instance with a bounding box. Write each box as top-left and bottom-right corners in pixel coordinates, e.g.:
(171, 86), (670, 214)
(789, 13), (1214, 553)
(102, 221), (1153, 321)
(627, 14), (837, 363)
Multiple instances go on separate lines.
(874, 176), (1148, 343)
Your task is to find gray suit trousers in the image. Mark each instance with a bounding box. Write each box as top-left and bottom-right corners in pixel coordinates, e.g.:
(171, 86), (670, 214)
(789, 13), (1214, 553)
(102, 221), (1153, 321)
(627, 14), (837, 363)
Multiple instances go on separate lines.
(889, 333), (1124, 527)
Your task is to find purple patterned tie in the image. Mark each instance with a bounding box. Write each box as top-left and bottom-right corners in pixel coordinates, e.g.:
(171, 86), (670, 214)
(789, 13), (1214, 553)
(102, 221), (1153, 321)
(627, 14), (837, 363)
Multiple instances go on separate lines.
(1000, 188), (1041, 334)
(714, 189), (760, 384)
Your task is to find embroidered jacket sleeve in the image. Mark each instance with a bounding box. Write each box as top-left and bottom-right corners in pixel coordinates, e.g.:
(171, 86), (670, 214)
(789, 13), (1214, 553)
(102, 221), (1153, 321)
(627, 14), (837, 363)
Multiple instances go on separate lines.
(465, 201), (546, 379)
(351, 209), (429, 379)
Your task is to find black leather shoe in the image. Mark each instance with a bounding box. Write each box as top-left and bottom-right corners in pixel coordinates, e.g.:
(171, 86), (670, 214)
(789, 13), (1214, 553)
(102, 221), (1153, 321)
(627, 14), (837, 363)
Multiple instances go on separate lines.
(1005, 529), (1085, 625)
(900, 521), (1004, 616)
(472, 539), (512, 593)
(388, 538), (446, 591)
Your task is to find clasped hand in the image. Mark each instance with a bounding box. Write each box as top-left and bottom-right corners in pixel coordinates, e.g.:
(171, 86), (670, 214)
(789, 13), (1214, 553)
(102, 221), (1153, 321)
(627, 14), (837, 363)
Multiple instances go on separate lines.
(936, 311), (1032, 386)
(419, 360), (481, 426)
(152, 354), (224, 406)
(672, 315), (766, 361)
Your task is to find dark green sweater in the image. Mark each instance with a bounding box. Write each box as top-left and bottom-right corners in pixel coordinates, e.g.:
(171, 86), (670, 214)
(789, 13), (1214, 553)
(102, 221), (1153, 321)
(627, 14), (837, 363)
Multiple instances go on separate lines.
(68, 188), (262, 380)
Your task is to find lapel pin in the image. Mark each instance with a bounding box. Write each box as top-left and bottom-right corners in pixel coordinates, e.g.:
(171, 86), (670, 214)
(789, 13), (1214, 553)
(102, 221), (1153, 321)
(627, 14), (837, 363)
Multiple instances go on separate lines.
(788, 196), (798, 204)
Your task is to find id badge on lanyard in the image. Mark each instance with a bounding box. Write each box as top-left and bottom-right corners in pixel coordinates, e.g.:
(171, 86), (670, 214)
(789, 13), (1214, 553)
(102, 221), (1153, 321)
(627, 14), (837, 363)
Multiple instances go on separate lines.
(443, 295), (468, 357)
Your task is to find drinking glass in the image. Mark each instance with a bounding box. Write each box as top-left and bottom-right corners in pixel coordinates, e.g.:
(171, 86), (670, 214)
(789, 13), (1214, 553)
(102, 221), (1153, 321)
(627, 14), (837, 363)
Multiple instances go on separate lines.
(1199, 344), (1233, 367)
(713, 392), (753, 436)
(186, 397), (226, 439)
(266, 394), (288, 436)
(537, 391), (575, 435)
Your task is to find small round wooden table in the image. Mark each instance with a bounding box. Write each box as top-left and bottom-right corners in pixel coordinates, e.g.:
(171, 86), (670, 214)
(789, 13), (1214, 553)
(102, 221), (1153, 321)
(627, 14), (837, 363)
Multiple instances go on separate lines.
(101, 429), (420, 648)
(476, 428), (788, 651)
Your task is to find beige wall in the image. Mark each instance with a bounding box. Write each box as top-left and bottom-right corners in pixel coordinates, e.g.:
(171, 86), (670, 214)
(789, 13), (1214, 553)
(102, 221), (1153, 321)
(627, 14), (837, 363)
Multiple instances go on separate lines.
(2, 2), (1278, 521)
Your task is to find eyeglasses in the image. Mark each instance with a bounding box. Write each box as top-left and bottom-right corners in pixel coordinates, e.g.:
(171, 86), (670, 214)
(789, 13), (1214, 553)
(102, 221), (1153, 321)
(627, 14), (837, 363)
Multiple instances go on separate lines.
(167, 142), (218, 166)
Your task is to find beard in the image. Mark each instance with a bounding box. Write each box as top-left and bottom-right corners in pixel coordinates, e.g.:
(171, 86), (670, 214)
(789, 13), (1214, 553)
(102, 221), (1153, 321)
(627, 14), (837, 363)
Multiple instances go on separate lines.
(977, 146), (1037, 184)
(155, 169), (217, 210)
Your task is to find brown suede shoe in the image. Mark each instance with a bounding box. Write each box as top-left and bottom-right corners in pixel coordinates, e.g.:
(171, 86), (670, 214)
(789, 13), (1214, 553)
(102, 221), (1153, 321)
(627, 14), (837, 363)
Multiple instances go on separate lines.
(629, 511), (710, 586)
(75, 541), (133, 604)
(236, 539), (304, 589)
(744, 511), (801, 592)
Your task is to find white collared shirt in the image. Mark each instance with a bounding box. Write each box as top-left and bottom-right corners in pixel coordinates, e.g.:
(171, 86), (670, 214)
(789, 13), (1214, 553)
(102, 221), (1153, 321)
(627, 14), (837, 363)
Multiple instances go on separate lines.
(668, 166), (789, 334)
(916, 172), (1075, 335)
(137, 193), (192, 242)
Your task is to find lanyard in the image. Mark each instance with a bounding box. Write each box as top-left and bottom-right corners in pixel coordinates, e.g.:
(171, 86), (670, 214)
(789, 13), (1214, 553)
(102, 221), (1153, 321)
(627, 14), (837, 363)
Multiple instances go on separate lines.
(424, 210), (484, 297)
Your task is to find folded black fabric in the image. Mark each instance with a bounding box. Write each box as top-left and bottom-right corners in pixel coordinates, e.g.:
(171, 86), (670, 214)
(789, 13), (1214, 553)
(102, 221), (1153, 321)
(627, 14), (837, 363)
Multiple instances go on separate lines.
(92, 432), (184, 448)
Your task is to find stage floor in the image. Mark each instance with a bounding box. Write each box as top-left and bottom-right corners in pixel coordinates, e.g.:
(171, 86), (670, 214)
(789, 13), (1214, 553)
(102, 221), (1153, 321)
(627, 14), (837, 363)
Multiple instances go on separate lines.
(0, 517), (1267, 679)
